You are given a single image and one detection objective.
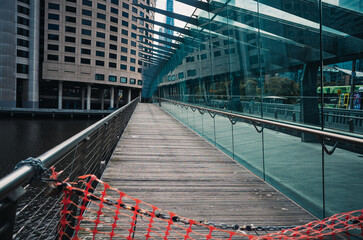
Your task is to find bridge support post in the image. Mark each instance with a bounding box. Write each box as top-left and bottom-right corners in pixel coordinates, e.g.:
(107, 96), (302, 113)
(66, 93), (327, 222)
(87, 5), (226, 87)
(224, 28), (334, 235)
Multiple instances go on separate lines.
(110, 87), (114, 109)
(87, 84), (91, 110)
(58, 81), (63, 110)
(300, 63), (320, 142)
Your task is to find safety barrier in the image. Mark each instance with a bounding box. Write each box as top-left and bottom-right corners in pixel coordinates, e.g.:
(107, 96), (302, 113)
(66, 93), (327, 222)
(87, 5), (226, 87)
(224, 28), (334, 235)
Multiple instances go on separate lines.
(55, 172), (363, 240)
(0, 98), (139, 240)
(156, 97), (363, 220)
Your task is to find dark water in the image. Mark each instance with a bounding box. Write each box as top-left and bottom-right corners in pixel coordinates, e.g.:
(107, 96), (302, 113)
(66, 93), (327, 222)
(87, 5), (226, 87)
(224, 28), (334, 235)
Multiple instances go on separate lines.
(0, 118), (97, 239)
(0, 118), (96, 178)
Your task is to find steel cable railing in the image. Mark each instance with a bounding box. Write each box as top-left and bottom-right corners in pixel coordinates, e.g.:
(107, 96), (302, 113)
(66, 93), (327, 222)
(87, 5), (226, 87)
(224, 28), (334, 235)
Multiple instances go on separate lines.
(0, 98), (139, 240)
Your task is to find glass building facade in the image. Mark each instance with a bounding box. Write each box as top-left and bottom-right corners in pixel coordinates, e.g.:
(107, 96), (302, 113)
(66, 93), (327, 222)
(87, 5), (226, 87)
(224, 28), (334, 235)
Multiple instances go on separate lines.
(141, 0), (363, 219)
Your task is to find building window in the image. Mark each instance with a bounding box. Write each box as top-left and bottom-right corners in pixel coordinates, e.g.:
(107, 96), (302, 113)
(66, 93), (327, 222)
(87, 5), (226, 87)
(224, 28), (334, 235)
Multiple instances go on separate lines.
(130, 66), (135, 72)
(97, 3), (106, 10)
(122, 2), (129, 9)
(95, 60), (104, 66)
(47, 54), (58, 61)
(138, 68), (142, 73)
(48, 13), (59, 20)
(82, 0), (92, 7)
(66, 6), (76, 13)
(109, 62), (116, 68)
(121, 47), (127, 53)
(120, 64), (127, 70)
(81, 48), (91, 55)
(110, 35), (117, 41)
(66, 0), (77, 3)
(18, 16), (29, 26)
(48, 44), (59, 51)
(130, 58), (136, 63)
(110, 26), (118, 32)
(65, 46), (75, 53)
(64, 56), (75, 62)
(82, 29), (91, 36)
(81, 58), (90, 64)
(132, 7), (138, 14)
(17, 27), (29, 37)
(120, 77), (127, 83)
(65, 26), (76, 33)
(214, 51), (221, 57)
(131, 41), (136, 47)
(97, 12), (106, 20)
(109, 75), (117, 82)
(82, 9), (92, 16)
(109, 53), (117, 59)
(17, 64), (28, 74)
(130, 78), (136, 84)
(96, 51), (104, 57)
(122, 20), (128, 27)
(187, 69), (196, 77)
(110, 44), (117, 50)
(201, 53), (207, 60)
(97, 22), (105, 29)
(138, 80), (143, 85)
(81, 38), (91, 45)
(130, 49), (136, 55)
(122, 29), (128, 36)
(95, 74), (104, 80)
(48, 34), (59, 41)
(110, 16), (118, 23)
(122, 11), (129, 18)
(82, 19), (92, 26)
(17, 50), (29, 58)
(96, 41), (105, 48)
(19, 0), (30, 4)
(111, 0), (119, 5)
(66, 16), (76, 23)
(66, 36), (76, 43)
(178, 72), (184, 79)
(110, 7), (118, 14)
(48, 24), (59, 30)
(131, 33), (136, 38)
(48, 3), (59, 10)
(120, 55), (127, 61)
(186, 56), (194, 63)
(96, 32), (105, 38)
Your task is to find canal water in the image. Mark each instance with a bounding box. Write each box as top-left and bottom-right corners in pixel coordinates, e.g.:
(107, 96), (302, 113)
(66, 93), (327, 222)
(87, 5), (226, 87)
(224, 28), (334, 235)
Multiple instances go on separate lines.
(0, 117), (97, 239)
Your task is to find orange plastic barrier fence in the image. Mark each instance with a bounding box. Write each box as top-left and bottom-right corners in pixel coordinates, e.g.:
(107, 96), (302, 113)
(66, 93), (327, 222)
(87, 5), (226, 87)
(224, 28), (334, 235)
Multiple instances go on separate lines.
(56, 174), (363, 240)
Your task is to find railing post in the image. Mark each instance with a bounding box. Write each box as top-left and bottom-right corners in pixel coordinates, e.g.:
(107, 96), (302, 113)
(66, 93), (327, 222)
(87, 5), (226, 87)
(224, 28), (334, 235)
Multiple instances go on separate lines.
(0, 187), (26, 240)
(348, 118), (354, 133)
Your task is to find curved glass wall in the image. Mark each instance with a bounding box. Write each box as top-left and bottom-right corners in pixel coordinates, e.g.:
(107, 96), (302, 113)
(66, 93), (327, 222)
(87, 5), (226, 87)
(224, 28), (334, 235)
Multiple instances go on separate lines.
(145, 0), (363, 219)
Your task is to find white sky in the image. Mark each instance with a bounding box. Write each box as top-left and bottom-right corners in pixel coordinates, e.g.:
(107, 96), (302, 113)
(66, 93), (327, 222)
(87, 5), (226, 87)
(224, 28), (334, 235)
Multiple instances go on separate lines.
(154, 0), (196, 33)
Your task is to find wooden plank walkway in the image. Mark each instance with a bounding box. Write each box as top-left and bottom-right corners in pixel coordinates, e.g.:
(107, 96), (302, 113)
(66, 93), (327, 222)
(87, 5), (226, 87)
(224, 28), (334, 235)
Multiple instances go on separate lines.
(78, 103), (317, 239)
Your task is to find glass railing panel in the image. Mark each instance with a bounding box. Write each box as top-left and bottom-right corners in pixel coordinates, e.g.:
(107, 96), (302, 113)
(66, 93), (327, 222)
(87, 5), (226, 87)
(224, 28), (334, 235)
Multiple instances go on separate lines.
(325, 143), (363, 217)
(214, 114), (234, 158)
(233, 120), (264, 179)
(263, 126), (324, 219)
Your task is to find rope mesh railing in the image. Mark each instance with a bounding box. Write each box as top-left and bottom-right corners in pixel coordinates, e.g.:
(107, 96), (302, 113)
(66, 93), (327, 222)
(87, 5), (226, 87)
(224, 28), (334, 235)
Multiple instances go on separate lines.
(54, 172), (363, 240)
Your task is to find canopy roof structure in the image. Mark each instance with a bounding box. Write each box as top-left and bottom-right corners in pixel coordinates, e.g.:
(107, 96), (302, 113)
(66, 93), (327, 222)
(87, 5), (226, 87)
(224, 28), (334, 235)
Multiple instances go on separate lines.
(133, 0), (363, 98)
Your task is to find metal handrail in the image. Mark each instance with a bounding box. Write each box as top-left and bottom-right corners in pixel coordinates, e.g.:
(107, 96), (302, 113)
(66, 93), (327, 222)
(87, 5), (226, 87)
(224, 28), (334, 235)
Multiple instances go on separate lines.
(158, 98), (363, 146)
(0, 98), (139, 202)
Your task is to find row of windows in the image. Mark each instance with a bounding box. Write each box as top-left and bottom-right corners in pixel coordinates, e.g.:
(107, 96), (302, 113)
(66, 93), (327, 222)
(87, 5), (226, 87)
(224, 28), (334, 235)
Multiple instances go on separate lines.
(47, 23), (143, 40)
(47, 54), (142, 72)
(95, 74), (142, 85)
(168, 70), (197, 81)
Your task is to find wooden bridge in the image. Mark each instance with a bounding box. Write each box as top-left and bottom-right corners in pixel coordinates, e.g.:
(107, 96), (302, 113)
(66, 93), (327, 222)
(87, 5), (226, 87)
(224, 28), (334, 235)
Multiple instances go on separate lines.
(78, 103), (316, 238)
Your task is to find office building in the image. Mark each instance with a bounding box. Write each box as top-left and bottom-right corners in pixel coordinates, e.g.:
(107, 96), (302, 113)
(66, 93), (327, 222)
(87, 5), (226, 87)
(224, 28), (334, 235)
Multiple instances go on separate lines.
(0, 0), (155, 109)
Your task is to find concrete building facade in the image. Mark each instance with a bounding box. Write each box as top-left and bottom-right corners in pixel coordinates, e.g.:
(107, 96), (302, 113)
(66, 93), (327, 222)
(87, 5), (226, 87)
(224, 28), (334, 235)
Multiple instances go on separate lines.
(0, 0), (155, 110)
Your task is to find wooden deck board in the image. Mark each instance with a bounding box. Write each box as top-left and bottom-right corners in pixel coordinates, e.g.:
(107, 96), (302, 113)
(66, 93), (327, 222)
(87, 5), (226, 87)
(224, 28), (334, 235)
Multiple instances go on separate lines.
(79, 103), (317, 239)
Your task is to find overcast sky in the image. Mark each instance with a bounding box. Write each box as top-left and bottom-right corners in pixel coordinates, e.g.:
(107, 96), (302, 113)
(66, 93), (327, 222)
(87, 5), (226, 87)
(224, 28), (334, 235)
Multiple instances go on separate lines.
(154, 0), (196, 31)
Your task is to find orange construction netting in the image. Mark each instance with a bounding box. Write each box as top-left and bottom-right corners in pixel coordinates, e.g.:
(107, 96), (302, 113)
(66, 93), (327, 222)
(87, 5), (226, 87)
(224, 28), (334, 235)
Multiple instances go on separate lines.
(55, 173), (363, 240)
